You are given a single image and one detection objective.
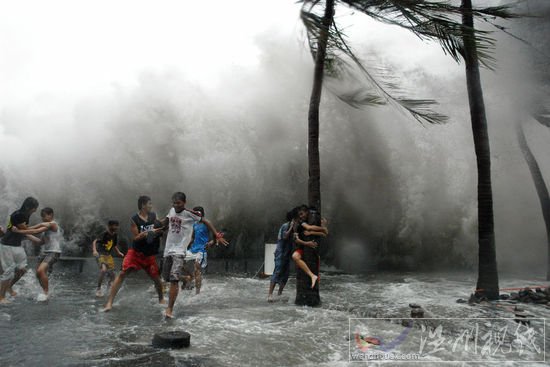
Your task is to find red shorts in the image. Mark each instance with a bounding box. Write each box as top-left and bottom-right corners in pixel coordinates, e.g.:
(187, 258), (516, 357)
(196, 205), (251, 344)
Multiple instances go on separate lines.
(122, 249), (159, 278)
(294, 248), (304, 257)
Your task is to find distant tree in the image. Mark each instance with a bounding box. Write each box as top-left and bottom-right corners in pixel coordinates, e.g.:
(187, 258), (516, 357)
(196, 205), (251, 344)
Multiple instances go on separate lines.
(516, 115), (550, 280)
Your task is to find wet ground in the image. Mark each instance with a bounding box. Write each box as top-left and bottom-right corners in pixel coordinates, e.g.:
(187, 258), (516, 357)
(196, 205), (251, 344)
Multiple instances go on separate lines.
(0, 260), (548, 366)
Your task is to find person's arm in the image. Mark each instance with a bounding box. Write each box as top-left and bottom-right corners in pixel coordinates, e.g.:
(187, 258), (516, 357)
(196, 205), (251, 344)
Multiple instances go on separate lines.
(114, 246), (125, 258)
(294, 234), (318, 249)
(130, 221), (147, 242)
(11, 223), (48, 235)
(159, 217), (169, 230)
(26, 234), (44, 244)
(303, 230), (327, 238)
(283, 221), (294, 240)
(202, 218), (229, 247)
(187, 229), (195, 250)
(301, 223), (328, 235)
(92, 239), (99, 257)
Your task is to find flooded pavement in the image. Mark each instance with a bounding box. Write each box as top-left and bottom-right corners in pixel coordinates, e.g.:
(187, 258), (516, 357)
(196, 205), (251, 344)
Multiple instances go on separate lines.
(0, 263), (548, 366)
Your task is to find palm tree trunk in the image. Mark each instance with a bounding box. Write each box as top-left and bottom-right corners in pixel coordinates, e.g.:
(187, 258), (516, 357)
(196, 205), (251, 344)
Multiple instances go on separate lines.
(295, 0), (334, 307)
(307, 0), (334, 211)
(516, 121), (550, 280)
(461, 0), (499, 300)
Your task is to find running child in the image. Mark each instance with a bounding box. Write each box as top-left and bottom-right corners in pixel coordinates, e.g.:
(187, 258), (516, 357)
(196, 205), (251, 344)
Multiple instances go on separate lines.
(0, 197), (47, 303)
(184, 206), (227, 295)
(24, 207), (62, 301)
(161, 192), (228, 318)
(92, 220), (124, 297)
(103, 196), (165, 312)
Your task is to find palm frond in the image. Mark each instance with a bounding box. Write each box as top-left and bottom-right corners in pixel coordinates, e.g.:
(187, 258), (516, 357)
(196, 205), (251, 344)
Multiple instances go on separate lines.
(321, 0), (516, 68)
(300, 2), (449, 124)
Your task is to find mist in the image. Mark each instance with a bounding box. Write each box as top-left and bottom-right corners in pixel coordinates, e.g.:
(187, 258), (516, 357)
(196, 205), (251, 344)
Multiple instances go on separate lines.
(0, 0), (549, 274)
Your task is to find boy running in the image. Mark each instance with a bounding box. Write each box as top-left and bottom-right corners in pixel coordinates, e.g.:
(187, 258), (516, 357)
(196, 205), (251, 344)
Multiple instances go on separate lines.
(25, 207), (62, 301)
(161, 192), (228, 318)
(103, 196), (165, 312)
(92, 220), (124, 297)
(185, 206), (225, 295)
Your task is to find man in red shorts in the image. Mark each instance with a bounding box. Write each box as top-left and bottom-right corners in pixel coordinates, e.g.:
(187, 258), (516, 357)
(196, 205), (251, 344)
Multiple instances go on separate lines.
(103, 196), (165, 312)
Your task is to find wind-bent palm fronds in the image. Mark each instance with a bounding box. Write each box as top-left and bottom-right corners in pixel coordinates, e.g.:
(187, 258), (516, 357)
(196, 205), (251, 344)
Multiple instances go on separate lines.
(299, 0), (515, 124)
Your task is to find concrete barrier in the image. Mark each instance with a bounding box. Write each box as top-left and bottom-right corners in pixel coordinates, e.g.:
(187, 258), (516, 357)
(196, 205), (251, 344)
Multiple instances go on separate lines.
(264, 243), (277, 275)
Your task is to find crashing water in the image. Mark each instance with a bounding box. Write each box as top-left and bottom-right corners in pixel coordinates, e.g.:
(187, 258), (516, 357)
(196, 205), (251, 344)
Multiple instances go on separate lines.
(0, 260), (548, 366)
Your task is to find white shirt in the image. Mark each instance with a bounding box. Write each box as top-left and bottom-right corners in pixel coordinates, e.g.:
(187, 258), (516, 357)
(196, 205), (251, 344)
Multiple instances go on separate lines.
(42, 222), (62, 253)
(163, 208), (201, 256)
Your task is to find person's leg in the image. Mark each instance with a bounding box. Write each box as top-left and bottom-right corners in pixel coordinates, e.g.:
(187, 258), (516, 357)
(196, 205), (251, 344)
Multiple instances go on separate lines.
(107, 270), (115, 289)
(267, 282), (277, 302)
(165, 255), (184, 318)
(36, 262), (50, 295)
(292, 251), (318, 289)
(9, 247), (28, 296)
(103, 269), (132, 311)
(96, 263), (108, 296)
(9, 268), (27, 296)
(0, 246), (15, 302)
(0, 280), (10, 303)
(278, 255), (291, 295)
(144, 256), (165, 304)
(277, 282), (286, 295)
(166, 281), (179, 318)
(151, 274), (165, 304)
(194, 261), (202, 295)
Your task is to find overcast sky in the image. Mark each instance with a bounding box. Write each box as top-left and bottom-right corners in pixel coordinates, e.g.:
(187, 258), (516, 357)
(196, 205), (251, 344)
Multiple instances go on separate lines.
(0, 0), (461, 108)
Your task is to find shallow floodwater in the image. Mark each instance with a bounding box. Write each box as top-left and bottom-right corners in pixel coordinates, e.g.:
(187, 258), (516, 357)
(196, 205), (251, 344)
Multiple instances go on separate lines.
(0, 261), (548, 366)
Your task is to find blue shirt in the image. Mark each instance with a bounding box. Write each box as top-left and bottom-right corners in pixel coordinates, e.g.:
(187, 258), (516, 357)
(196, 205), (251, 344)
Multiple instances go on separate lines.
(277, 222), (290, 241)
(190, 222), (209, 253)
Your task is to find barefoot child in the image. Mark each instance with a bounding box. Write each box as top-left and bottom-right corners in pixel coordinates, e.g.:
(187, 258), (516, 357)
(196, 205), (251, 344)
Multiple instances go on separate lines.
(103, 196), (165, 312)
(92, 220), (124, 297)
(25, 207), (62, 301)
(161, 192), (228, 318)
(267, 208), (296, 302)
(184, 206), (227, 295)
(292, 205), (328, 289)
(0, 197), (47, 303)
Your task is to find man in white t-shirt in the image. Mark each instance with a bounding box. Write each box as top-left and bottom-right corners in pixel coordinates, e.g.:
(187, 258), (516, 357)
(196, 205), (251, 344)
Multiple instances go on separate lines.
(161, 192), (228, 318)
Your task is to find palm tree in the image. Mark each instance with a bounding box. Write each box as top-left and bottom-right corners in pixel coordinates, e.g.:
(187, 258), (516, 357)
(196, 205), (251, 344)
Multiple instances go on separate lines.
(299, 0), (513, 301)
(460, 0), (498, 300)
(516, 116), (550, 280)
(307, 0), (335, 211)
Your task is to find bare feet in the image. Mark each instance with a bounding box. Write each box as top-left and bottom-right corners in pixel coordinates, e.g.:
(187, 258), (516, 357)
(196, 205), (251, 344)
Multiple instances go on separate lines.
(95, 289), (104, 297)
(0, 298), (11, 305)
(8, 289), (17, 297)
(159, 298), (166, 305)
(310, 274), (318, 289)
(102, 303), (112, 312)
(164, 309), (173, 319)
(267, 294), (275, 303)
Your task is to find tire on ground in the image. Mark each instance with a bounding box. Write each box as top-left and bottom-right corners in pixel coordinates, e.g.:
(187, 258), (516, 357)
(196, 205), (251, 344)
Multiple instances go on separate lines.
(152, 331), (191, 349)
